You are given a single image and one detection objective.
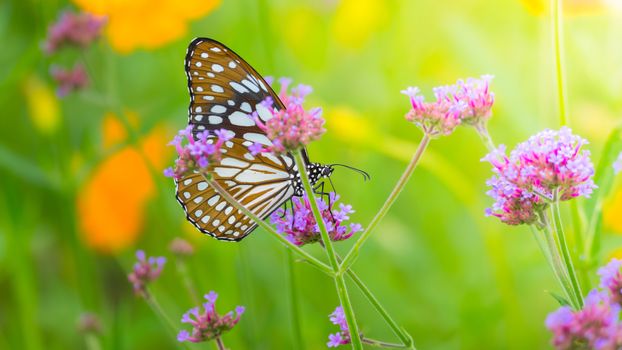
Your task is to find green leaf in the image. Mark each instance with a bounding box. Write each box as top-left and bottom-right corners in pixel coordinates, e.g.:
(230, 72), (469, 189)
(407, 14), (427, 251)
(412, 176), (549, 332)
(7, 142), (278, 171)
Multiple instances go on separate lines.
(548, 290), (572, 307)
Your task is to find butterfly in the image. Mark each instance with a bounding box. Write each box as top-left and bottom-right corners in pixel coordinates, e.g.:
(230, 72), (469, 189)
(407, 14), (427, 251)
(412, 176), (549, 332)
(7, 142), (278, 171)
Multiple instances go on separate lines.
(175, 38), (334, 241)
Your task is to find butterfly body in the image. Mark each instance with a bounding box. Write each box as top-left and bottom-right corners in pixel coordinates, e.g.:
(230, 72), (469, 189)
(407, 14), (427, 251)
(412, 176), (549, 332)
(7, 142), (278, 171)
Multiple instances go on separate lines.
(176, 38), (331, 241)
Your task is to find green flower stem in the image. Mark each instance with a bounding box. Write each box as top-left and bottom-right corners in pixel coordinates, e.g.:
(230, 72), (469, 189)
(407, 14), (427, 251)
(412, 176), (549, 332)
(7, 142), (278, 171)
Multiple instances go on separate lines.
(362, 337), (413, 348)
(287, 250), (305, 350)
(551, 193), (584, 308)
(292, 150), (363, 350)
(215, 337), (226, 350)
(84, 334), (102, 350)
(531, 224), (573, 304)
(345, 269), (415, 349)
(475, 124), (497, 153)
(341, 133), (431, 271)
(175, 259), (199, 305)
(552, 0), (567, 126)
(202, 174), (333, 276)
(144, 291), (190, 350)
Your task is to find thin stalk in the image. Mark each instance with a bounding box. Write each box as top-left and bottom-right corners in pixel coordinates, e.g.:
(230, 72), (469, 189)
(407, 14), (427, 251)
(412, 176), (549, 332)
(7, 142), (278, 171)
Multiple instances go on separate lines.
(175, 259), (199, 304)
(144, 292), (190, 350)
(341, 133), (431, 271)
(201, 174), (333, 276)
(84, 334), (102, 350)
(551, 193), (584, 308)
(475, 124), (497, 152)
(293, 150), (363, 350)
(540, 210), (579, 308)
(362, 337), (412, 348)
(552, 0), (567, 126)
(287, 250), (305, 350)
(530, 225), (570, 301)
(345, 269), (414, 348)
(216, 337), (226, 350)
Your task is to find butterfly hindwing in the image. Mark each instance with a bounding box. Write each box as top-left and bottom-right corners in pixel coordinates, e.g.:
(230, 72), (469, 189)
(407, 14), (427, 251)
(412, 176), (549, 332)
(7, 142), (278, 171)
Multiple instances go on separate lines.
(175, 139), (297, 241)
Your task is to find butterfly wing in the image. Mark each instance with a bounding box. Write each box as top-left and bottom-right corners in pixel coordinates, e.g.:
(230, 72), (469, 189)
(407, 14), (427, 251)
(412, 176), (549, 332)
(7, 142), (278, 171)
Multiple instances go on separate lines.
(176, 38), (300, 241)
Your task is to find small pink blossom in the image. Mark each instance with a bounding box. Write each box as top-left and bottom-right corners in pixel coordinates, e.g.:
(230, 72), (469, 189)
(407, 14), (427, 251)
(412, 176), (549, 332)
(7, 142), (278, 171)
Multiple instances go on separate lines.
(614, 152), (622, 175)
(177, 291), (245, 343)
(164, 126), (231, 180)
(270, 192), (362, 246)
(44, 11), (106, 54)
(50, 64), (89, 97)
(127, 250), (165, 298)
(248, 78), (325, 155)
(327, 306), (351, 347)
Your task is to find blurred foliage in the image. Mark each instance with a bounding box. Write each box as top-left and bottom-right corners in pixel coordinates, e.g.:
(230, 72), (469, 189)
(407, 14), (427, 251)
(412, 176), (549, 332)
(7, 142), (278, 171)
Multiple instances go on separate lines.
(1, 0), (622, 349)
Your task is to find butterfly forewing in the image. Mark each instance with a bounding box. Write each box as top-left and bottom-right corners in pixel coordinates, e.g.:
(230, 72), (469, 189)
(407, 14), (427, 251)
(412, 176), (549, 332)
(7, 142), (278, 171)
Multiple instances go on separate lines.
(177, 38), (303, 241)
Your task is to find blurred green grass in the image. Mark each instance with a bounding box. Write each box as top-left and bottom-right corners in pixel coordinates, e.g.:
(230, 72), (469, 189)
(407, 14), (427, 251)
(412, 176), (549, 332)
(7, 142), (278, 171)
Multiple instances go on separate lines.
(2, 0), (622, 349)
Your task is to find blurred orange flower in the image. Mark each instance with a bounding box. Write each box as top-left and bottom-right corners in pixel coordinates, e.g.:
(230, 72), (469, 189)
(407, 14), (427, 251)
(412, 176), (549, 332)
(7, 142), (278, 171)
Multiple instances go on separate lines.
(77, 113), (169, 253)
(604, 185), (622, 234)
(73, 0), (221, 53)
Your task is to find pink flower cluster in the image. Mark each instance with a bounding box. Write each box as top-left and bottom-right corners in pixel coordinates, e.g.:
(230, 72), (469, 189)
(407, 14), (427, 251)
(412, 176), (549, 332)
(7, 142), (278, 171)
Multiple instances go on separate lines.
(50, 64), (89, 97)
(401, 75), (494, 137)
(546, 259), (622, 350)
(177, 291), (245, 343)
(248, 78), (325, 156)
(164, 126), (232, 180)
(127, 250), (165, 298)
(327, 306), (351, 347)
(614, 152), (622, 175)
(43, 11), (106, 54)
(483, 127), (596, 225)
(270, 192), (363, 246)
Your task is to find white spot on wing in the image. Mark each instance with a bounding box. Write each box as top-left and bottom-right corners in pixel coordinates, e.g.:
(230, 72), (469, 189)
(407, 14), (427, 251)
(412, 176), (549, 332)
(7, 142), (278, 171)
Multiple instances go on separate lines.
(221, 158), (249, 168)
(212, 64), (224, 72)
(211, 85), (224, 93)
(208, 196), (220, 206)
(230, 82), (249, 94)
(214, 167), (241, 177)
(256, 103), (273, 122)
(197, 182), (208, 191)
(243, 132), (272, 145)
(241, 79), (260, 93)
(230, 111), (255, 126)
(211, 105), (226, 114)
(209, 115), (223, 124)
(240, 102), (252, 113)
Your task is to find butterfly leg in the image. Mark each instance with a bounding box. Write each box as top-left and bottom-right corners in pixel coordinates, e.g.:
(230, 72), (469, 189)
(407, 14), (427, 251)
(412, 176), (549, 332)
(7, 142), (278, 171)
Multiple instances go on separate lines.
(313, 181), (336, 222)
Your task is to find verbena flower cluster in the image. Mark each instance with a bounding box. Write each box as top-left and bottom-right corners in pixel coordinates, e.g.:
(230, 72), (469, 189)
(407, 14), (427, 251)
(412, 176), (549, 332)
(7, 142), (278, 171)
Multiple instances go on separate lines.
(164, 126), (232, 180)
(50, 64), (89, 97)
(127, 250), (165, 298)
(43, 11), (106, 54)
(401, 75), (494, 137)
(327, 306), (352, 347)
(248, 77), (325, 156)
(177, 291), (245, 343)
(270, 192), (363, 246)
(546, 259), (622, 350)
(483, 127), (596, 225)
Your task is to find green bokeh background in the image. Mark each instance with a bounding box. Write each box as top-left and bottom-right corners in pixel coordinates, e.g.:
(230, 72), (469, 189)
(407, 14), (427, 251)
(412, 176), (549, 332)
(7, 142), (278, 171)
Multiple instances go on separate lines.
(2, 0), (622, 349)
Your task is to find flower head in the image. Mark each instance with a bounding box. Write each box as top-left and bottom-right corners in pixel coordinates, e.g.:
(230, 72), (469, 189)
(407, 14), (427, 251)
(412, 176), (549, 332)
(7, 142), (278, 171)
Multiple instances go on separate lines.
(248, 78), (325, 156)
(483, 127), (596, 225)
(327, 306), (351, 347)
(169, 237), (194, 257)
(177, 291), (245, 343)
(50, 64), (89, 97)
(127, 250), (165, 297)
(614, 152), (622, 175)
(270, 192), (363, 246)
(599, 259), (622, 305)
(401, 75), (494, 137)
(546, 290), (621, 350)
(76, 312), (103, 335)
(164, 126), (230, 180)
(43, 11), (106, 54)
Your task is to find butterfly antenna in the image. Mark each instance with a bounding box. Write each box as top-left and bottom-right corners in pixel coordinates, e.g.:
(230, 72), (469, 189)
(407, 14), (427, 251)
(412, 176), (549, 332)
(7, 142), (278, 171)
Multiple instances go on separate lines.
(329, 164), (371, 182)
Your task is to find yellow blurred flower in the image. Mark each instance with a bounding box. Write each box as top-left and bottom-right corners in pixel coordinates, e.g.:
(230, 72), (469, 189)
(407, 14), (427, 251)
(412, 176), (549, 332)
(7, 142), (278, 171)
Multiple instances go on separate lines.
(77, 112), (170, 253)
(521, 0), (606, 15)
(332, 0), (387, 49)
(604, 184), (622, 234)
(23, 75), (61, 135)
(73, 0), (221, 53)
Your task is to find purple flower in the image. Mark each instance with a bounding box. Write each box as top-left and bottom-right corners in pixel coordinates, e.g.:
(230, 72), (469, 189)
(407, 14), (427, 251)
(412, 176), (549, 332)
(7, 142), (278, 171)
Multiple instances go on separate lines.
(270, 192), (363, 246)
(127, 250), (165, 298)
(169, 237), (194, 257)
(401, 75), (494, 137)
(483, 127), (596, 225)
(50, 64), (89, 97)
(177, 291), (245, 343)
(546, 290), (622, 350)
(164, 126), (230, 180)
(247, 78), (325, 156)
(614, 152), (622, 175)
(326, 306), (351, 347)
(43, 11), (106, 54)
(599, 259), (622, 305)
